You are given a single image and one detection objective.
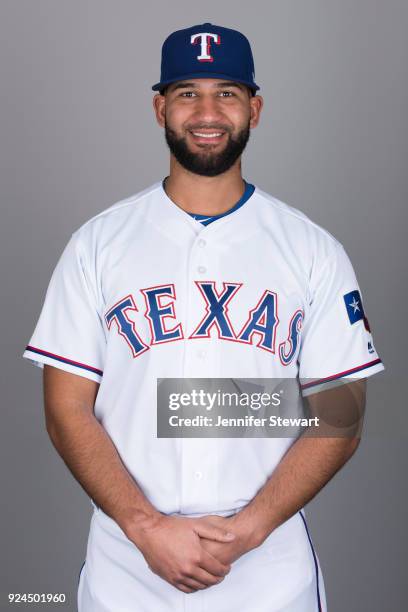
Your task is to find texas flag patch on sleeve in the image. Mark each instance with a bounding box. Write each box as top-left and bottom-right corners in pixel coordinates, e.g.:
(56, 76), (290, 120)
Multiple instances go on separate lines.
(343, 290), (364, 324)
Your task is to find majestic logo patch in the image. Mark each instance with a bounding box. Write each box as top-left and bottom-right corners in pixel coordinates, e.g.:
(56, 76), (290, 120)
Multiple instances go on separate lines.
(343, 289), (365, 324)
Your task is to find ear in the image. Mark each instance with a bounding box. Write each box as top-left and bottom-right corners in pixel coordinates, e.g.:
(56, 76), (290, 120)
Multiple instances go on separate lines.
(249, 95), (264, 129)
(153, 93), (166, 128)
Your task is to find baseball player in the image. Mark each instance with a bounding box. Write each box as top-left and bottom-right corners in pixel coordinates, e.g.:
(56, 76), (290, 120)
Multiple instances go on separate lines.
(23, 23), (385, 612)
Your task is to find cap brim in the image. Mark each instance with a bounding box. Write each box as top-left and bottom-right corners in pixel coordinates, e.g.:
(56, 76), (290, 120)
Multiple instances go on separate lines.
(152, 72), (260, 92)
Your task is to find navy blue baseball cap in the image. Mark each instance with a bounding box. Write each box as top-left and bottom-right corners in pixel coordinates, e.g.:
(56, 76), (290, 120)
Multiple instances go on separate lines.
(152, 23), (260, 93)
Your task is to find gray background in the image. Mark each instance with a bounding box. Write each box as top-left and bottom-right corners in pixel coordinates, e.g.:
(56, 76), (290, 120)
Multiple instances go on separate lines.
(1, 0), (406, 610)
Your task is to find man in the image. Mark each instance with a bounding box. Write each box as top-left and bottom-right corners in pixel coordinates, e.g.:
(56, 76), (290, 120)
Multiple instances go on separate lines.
(23, 23), (384, 611)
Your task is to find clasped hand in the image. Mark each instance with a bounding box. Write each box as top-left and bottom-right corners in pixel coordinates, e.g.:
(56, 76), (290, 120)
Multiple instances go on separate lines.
(131, 512), (254, 594)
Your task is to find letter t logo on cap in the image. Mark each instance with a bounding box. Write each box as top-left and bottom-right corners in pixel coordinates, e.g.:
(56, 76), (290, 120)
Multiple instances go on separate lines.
(190, 32), (221, 62)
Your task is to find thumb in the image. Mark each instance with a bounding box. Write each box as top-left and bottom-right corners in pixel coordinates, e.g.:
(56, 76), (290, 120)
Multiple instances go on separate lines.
(193, 523), (236, 542)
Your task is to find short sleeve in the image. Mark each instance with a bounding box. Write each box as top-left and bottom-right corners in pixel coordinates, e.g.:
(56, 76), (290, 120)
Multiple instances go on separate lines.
(23, 231), (106, 383)
(298, 240), (385, 396)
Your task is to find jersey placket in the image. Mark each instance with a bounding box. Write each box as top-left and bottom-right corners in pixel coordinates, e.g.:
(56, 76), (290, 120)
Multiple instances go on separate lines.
(179, 224), (222, 517)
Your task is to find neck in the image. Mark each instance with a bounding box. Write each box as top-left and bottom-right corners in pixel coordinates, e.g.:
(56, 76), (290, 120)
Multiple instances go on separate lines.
(163, 156), (246, 216)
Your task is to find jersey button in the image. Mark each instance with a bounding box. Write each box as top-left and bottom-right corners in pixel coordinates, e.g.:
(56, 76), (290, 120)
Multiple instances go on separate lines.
(197, 266), (207, 274)
(194, 471), (203, 480)
(198, 239), (206, 248)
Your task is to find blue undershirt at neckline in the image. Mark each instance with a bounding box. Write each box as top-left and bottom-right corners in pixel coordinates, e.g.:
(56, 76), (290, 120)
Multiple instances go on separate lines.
(161, 178), (255, 226)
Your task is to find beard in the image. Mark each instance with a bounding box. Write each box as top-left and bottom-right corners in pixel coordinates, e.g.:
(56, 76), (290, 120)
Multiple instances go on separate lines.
(164, 120), (251, 177)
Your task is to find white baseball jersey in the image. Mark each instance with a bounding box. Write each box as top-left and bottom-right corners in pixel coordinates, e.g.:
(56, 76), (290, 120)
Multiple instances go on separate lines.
(23, 181), (384, 611)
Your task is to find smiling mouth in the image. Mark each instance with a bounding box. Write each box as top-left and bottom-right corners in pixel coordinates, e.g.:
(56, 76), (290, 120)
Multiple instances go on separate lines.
(188, 130), (227, 144)
(192, 131), (223, 138)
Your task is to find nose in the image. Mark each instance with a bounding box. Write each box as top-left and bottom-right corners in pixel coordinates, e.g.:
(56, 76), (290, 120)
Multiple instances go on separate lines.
(192, 93), (225, 125)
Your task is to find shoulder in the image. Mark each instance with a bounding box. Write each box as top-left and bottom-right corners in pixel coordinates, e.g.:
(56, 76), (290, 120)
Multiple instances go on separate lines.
(253, 185), (346, 261)
(254, 186), (341, 245)
(71, 182), (162, 246)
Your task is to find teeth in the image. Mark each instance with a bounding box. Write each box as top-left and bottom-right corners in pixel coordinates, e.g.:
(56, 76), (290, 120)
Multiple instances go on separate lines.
(192, 132), (223, 138)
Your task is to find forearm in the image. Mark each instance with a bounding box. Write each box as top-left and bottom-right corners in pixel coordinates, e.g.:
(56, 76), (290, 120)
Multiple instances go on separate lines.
(233, 435), (359, 547)
(47, 409), (161, 536)
(45, 385), (235, 594)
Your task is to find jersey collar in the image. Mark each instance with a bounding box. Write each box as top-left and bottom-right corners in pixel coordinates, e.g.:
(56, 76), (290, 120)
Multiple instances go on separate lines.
(158, 178), (257, 231)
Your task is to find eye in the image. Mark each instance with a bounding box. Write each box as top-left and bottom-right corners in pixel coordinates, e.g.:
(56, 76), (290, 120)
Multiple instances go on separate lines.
(219, 91), (235, 97)
(180, 91), (197, 97)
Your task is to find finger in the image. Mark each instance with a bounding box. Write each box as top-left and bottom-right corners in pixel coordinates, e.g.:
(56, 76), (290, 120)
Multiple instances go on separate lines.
(186, 566), (226, 587)
(180, 576), (213, 590)
(199, 549), (231, 577)
(174, 582), (196, 594)
(193, 522), (236, 543)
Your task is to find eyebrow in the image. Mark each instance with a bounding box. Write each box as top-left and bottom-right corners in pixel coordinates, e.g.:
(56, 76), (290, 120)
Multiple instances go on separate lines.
(168, 81), (246, 92)
(214, 81), (246, 91)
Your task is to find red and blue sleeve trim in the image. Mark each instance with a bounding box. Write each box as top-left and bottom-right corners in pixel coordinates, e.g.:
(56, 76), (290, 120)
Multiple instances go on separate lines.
(300, 358), (382, 391)
(25, 345), (103, 377)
